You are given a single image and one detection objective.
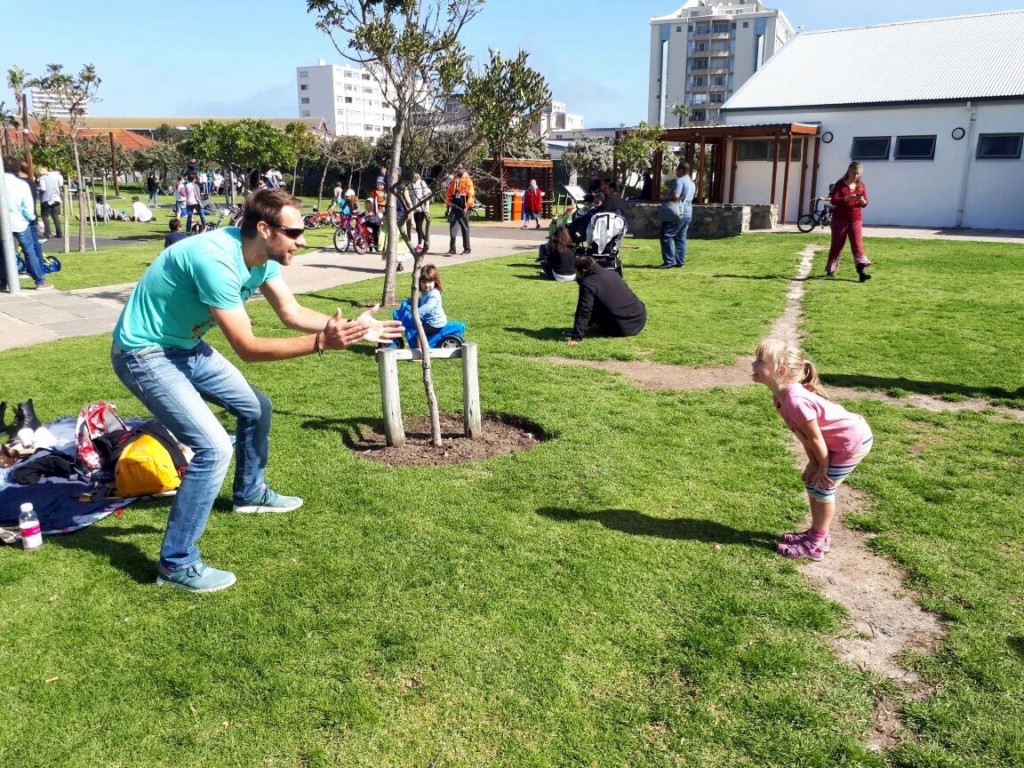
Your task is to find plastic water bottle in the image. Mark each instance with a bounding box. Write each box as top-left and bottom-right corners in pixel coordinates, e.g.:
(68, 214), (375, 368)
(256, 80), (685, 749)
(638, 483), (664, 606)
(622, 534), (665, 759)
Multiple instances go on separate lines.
(19, 503), (43, 552)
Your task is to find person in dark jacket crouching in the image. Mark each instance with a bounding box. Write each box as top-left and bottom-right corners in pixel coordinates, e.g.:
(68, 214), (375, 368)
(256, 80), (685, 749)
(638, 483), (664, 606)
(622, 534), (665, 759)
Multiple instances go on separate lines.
(566, 254), (646, 346)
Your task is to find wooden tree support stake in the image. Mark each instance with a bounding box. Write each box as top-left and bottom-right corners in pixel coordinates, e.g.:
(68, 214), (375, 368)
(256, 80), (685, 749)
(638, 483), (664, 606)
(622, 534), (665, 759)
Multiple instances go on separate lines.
(375, 343), (481, 447)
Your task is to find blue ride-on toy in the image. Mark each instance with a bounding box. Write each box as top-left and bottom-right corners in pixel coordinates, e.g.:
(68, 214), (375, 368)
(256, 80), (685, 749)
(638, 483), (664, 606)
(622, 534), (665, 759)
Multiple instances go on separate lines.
(390, 299), (466, 349)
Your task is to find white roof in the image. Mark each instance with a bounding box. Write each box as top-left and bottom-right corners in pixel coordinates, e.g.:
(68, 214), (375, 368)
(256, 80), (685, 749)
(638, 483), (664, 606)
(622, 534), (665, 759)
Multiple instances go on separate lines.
(724, 11), (1024, 111)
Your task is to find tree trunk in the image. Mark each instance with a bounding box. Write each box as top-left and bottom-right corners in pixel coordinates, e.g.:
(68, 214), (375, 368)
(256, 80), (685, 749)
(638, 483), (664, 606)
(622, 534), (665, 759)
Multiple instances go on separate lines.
(409, 255), (442, 447)
(379, 118), (404, 309)
(318, 161), (330, 211)
(72, 141), (88, 253)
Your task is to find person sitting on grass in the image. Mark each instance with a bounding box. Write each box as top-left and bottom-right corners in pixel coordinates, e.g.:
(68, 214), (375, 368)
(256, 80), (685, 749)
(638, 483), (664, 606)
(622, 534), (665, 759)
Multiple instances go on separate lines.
(164, 218), (188, 248)
(538, 226), (577, 282)
(751, 337), (873, 562)
(130, 196), (154, 223)
(566, 254), (646, 345)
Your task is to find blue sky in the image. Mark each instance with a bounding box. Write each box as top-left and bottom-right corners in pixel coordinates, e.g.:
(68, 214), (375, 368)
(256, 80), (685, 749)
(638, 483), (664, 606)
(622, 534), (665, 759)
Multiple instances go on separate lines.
(2, 1), (1021, 128)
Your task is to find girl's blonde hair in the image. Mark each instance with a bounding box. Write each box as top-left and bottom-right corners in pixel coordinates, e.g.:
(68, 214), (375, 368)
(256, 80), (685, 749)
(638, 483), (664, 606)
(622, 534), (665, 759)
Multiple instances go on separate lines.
(419, 263), (442, 292)
(755, 338), (827, 397)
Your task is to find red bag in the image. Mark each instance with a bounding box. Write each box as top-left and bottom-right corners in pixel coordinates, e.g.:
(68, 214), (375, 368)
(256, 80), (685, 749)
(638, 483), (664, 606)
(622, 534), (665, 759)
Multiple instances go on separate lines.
(75, 401), (128, 475)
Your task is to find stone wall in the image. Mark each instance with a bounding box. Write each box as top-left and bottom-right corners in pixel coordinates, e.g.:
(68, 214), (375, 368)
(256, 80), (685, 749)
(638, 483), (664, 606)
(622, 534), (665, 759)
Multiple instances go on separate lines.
(622, 202), (777, 239)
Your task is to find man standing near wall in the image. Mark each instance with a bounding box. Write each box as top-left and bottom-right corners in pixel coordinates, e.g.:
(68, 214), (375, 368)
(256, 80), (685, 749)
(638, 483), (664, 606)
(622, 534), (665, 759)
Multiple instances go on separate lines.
(658, 162), (695, 269)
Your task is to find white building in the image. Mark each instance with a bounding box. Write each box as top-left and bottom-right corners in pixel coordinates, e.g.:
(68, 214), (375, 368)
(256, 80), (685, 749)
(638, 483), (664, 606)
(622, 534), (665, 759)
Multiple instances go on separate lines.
(535, 101), (584, 138)
(720, 11), (1024, 230)
(29, 88), (80, 119)
(649, 0), (794, 127)
(296, 61), (394, 140)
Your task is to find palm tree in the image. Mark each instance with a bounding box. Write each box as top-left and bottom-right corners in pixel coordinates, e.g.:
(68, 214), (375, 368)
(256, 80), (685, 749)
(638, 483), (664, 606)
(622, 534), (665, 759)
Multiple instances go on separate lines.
(671, 103), (690, 128)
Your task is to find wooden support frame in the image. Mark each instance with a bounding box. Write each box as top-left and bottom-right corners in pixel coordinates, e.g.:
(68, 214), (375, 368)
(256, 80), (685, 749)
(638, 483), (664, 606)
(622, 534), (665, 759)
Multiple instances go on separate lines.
(375, 343), (481, 447)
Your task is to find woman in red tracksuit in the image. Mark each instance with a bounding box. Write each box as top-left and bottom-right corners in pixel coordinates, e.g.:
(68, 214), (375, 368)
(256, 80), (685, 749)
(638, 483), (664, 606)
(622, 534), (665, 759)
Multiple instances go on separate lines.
(826, 162), (872, 282)
(522, 179), (543, 229)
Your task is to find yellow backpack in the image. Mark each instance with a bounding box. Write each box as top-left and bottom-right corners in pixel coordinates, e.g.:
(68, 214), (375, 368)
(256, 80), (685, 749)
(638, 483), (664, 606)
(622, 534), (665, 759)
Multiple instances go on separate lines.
(112, 423), (188, 498)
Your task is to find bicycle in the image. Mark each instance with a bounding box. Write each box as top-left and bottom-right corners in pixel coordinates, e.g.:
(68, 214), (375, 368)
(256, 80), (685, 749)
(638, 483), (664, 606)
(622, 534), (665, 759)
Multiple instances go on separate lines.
(797, 197), (834, 233)
(191, 204), (243, 234)
(302, 208), (344, 230)
(333, 213), (375, 254)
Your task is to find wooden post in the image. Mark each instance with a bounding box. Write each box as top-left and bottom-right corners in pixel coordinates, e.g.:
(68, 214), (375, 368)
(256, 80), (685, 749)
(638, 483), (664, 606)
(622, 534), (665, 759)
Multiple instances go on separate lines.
(461, 343), (480, 438)
(109, 132), (119, 196)
(376, 348), (405, 447)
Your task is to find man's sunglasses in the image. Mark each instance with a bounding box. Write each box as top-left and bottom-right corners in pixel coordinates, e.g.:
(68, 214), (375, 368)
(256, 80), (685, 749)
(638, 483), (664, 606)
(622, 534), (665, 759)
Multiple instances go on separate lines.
(269, 223), (305, 239)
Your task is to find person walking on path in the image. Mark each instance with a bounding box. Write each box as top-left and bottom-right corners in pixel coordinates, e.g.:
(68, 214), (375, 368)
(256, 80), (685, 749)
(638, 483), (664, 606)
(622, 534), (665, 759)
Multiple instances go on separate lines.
(146, 173), (160, 207)
(445, 166), (474, 256)
(109, 189), (402, 593)
(184, 174), (206, 233)
(826, 162), (872, 282)
(37, 166), (64, 239)
(3, 158), (53, 290)
(751, 338), (873, 562)
(522, 179), (543, 229)
(659, 162), (695, 269)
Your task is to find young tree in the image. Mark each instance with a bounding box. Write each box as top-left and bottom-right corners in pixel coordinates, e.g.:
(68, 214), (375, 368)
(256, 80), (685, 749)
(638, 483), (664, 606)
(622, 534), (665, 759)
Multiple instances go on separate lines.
(562, 136), (614, 183)
(283, 121), (322, 195)
(181, 119), (293, 204)
(461, 49), (550, 162)
(131, 140), (187, 186)
(308, 0), (479, 313)
(28, 64), (102, 252)
(308, 0), (485, 447)
(0, 101), (18, 157)
(613, 122), (667, 196)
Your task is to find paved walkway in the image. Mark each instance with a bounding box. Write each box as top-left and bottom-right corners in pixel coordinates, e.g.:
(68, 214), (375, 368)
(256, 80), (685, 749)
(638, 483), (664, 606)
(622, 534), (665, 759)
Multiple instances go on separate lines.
(0, 222), (549, 352)
(3, 223), (1022, 353)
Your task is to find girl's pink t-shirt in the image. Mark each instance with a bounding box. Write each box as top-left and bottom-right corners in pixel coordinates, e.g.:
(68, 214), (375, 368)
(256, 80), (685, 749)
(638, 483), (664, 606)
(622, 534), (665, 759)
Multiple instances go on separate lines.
(775, 383), (871, 460)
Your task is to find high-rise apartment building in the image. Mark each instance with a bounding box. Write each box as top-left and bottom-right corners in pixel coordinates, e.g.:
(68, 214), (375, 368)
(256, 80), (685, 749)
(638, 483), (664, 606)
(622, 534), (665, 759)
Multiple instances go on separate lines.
(296, 61), (395, 139)
(648, 0), (794, 126)
(28, 88), (81, 119)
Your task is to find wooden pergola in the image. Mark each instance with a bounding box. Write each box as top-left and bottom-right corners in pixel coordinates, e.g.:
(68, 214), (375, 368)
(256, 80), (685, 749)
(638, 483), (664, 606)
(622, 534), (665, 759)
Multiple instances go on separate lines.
(614, 123), (822, 224)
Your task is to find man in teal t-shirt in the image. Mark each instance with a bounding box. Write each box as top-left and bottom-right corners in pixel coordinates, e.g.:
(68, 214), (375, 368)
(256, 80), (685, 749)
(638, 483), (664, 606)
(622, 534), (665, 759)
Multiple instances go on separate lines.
(111, 189), (402, 593)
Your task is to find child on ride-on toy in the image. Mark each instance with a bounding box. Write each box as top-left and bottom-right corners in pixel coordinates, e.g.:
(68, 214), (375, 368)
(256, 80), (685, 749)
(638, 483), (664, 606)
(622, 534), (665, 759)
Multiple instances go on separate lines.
(417, 264), (447, 336)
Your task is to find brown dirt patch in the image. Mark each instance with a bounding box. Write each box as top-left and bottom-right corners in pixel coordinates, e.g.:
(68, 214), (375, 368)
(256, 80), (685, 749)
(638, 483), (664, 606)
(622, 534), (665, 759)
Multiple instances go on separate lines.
(347, 413), (545, 467)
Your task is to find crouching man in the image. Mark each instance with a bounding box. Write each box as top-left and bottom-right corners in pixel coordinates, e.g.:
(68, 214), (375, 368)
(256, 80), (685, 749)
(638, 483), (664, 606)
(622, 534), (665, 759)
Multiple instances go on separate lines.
(111, 189), (402, 593)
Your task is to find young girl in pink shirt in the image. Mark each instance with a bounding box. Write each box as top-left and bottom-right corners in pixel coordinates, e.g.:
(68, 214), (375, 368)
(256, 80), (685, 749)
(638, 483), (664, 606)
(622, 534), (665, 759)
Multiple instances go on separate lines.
(752, 338), (873, 561)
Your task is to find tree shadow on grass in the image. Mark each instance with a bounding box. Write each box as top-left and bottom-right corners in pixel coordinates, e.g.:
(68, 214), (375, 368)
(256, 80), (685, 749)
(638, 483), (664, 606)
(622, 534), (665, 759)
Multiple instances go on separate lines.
(1007, 636), (1024, 659)
(537, 506), (777, 549)
(713, 273), (792, 280)
(49, 521), (163, 584)
(823, 373), (1023, 402)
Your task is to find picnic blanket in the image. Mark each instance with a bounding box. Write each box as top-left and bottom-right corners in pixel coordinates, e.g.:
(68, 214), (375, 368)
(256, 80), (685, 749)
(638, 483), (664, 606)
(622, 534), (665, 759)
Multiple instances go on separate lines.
(0, 417), (135, 536)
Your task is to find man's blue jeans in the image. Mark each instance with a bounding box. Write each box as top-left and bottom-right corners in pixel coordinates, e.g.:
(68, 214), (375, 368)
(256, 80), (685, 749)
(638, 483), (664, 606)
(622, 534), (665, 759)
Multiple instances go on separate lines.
(659, 215), (691, 266)
(111, 340), (272, 572)
(13, 226), (46, 284)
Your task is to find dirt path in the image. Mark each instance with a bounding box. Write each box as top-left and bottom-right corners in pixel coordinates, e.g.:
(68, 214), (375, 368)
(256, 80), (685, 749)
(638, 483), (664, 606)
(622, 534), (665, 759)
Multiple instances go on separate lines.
(547, 243), (960, 751)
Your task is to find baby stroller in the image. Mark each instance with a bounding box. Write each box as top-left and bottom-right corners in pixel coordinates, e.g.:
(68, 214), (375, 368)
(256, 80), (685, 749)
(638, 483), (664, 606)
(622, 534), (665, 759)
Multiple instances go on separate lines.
(389, 299), (466, 350)
(575, 211), (625, 276)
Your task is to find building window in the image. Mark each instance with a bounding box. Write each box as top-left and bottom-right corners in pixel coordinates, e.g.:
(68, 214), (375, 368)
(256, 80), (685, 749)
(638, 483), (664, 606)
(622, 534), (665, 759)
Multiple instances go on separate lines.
(300, 84), (308, 91)
(743, 21), (749, 28)
(850, 136), (891, 161)
(894, 135), (936, 160)
(692, 59), (709, 70)
(976, 133), (1023, 159)
(712, 21), (730, 33)
(676, 25), (681, 32)
(299, 71), (308, 78)
(301, 110), (310, 116)
(345, 97), (353, 103)
(693, 77), (706, 87)
(365, 124), (375, 131)
(362, 73), (370, 80)
(709, 93), (724, 103)
(692, 110), (706, 122)
(736, 140), (802, 161)
(300, 97), (310, 104)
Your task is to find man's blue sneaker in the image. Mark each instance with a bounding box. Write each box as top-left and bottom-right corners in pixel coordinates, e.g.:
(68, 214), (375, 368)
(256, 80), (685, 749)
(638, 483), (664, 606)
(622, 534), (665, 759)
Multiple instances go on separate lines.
(156, 562), (236, 593)
(232, 487), (304, 514)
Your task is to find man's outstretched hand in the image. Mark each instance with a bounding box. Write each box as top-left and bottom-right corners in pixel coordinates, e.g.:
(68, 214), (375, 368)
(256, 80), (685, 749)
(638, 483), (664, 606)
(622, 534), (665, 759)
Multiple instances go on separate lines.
(353, 305), (404, 345)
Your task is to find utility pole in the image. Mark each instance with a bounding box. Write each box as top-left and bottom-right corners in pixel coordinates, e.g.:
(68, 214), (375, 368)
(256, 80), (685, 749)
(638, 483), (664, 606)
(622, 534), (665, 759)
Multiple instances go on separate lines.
(20, 92), (34, 181)
(109, 132), (119, 196)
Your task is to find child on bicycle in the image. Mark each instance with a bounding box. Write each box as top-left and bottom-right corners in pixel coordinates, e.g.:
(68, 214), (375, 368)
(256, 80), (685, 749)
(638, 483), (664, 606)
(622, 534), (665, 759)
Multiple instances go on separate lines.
(417, 264), (447, 336)
(751, 338), (873, 562)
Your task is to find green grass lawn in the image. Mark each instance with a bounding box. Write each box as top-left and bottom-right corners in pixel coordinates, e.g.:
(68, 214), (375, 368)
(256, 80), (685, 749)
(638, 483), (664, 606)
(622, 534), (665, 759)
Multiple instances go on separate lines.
(1, 235), (1022, 767)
